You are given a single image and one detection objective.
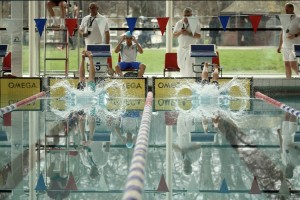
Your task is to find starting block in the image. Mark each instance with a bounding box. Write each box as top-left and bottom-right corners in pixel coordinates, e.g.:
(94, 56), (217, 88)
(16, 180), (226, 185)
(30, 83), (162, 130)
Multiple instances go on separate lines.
(190, 131), (216, 143)
(293, 44), (300, 72)
(93, 131), (112, 142)
(86, 44), (112, 76)
(294, 131), (300, 142)
(190, 44), (217, 74)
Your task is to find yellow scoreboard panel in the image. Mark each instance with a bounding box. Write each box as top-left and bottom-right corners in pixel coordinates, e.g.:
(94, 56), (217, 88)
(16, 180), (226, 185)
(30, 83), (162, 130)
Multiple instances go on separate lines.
(0, 78), (42, 110)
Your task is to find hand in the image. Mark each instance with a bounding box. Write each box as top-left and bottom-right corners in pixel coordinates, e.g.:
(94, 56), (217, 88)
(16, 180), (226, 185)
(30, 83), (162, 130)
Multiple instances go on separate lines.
(132, 36), (137, 43)
(121, 35), (126, 42)
(81, 50), (86, 58)
(82, 33), (89, 37)
(85, 51), (93, 58)
(277, 47), (281, 53)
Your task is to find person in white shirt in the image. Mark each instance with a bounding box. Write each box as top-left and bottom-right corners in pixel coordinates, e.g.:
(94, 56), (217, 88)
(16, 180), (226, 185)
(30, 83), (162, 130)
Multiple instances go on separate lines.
(78, 2), (110, 45)
(173, 7), (201, 77)
(277, 3), (300, 78)
(114, 31), (146, 77)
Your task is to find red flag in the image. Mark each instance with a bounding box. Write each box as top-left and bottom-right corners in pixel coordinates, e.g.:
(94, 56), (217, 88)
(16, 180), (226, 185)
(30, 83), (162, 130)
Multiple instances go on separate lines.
(249, 176), (261, 194)
(248, 15), (262, 33)
(156, 17), (169, 36)
(65, 18), (78, 36)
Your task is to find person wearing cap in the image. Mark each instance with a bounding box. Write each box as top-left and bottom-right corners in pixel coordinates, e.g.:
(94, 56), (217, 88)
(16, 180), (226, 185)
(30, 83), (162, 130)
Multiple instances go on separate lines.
(79, 2), (110, 46)
(114, 31), (146, 77)
(173, 7), (201, 77)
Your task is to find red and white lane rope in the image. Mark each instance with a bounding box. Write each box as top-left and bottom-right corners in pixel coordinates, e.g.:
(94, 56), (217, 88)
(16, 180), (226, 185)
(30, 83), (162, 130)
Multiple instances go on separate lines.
(0, 91), (46, 116)
(255, 91), (300, 118)
(122, 92), (153, 200)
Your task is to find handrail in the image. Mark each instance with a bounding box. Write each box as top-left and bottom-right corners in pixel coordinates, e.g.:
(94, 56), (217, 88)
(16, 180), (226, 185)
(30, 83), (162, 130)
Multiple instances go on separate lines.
(122, 92), (153, 200)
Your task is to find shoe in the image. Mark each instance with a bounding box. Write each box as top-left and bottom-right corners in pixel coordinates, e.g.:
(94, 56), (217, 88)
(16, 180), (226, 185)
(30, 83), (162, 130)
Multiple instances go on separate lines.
(57, 46), (64, 50)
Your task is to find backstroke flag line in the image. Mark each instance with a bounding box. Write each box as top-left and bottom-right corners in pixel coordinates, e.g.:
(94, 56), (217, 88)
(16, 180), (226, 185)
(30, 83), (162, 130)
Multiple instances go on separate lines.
(219, 16), (230, 32)
(156, 17), (169, 36)
(126, 17), (137, 34)
(278, 14), (292, 32)
(249, 15), (262, 33)
(187, 16), (199, 36)
(96, 18), (108, 39)
(34, 18), (47, 37)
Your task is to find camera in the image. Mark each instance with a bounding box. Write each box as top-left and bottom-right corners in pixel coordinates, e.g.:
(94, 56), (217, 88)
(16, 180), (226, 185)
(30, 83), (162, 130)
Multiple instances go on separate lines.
(286, 29), (290, 33)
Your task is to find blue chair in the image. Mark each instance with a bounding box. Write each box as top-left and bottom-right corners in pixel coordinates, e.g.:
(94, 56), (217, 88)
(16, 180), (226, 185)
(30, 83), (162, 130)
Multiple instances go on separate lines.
(86, 44), (112, 75)
(293, 44), (300, 72)
(0, 44), (9, 76)
(190, 131), (216, 143)
(0, 130), (8, 141)
(190, 44), (218, 74)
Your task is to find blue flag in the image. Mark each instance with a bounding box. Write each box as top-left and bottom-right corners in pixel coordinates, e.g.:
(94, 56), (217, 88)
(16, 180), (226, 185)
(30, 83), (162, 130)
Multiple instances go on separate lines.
(34, 18), (47, 37)
(126, 17), (137, 34)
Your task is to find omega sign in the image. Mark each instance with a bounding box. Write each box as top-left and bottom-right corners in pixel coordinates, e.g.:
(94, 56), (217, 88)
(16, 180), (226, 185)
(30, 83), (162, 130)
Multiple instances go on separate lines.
(0, 78), (41, 110)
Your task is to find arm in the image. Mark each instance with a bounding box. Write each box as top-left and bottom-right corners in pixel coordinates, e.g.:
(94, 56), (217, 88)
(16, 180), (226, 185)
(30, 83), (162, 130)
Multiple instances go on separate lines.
(105, 31), (110, 44)
(132, 36), (143, 54)
(114, 36), (125, 53)
(78, 17), (89, 38)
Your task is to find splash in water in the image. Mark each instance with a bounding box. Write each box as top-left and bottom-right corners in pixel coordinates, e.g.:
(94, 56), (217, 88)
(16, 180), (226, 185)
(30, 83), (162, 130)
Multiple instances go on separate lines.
(174, 77), (251, 122)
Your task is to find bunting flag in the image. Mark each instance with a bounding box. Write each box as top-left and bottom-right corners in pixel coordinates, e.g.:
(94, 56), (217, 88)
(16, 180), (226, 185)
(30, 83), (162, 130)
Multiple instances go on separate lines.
(278, 14), (292, 32)
(156, 17), (169, 36)
(219, 178), (229, 193)
(126, 17), (138, 34)
(65, 18), (77, 36)
(157, 174), (169, 192)
(34, 18), (47, 37)
(99, 174), (109, 191)
(248, 15), (262, 33)
(65, 172), (78, 190)
(187, 16), (199, 36)
(95, 18), (108, 40)
(219, 16), (230, 32)
(187, 174), (198, 192)
(35, 173), (47, 191)
(249, 176), (261, 194)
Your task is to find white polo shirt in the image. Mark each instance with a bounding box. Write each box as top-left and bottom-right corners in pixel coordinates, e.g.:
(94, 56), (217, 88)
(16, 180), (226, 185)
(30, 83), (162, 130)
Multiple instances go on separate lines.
(173, 19), (201, 48)
(79, 13), (109, 45)
(120, 43), (138, 62)
(282, 15), (300, 48)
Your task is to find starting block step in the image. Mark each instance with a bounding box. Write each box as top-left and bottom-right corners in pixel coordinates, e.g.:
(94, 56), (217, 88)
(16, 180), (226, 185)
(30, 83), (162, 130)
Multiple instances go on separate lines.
(93, 131), (111, 142)
(293, 44), (300, 57)
(190, 44), (217, 57)
(190, 131), (216, 142)
(294, 131), (300, 142)
(87, 44), (112, 57)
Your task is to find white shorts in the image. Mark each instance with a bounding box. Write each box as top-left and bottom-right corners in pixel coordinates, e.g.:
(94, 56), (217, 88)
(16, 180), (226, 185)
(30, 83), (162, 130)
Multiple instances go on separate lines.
(282, 48), (297, 61)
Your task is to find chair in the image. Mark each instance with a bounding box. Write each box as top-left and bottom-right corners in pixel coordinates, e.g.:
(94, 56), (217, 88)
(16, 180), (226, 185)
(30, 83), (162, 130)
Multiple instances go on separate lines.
(86, 44), (112, 75)
(163, 53), (180, 77)
(1, 51), (12, 76)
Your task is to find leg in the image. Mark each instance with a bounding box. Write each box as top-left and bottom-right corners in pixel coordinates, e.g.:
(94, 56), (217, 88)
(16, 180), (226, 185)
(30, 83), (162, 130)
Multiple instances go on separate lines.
(115, 64), (124, 77)
(211, 64), (219, 82)
(290, 61), (299, 76)
(58, 1), (66, 19)
(137, 63), (146, 77)
(285, 61), (292, 78)
(47, 1), (56, 17)
(201, 62), (209, 80)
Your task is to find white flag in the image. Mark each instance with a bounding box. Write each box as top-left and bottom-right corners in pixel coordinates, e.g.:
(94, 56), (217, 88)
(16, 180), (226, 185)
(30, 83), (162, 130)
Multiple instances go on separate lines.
(278, 14), (292, 32)
(95, 17), (107, 39)
(187, 16), (199, 36)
